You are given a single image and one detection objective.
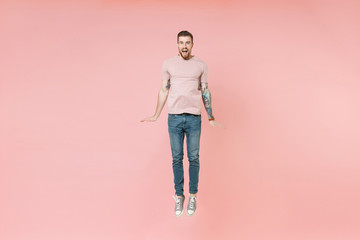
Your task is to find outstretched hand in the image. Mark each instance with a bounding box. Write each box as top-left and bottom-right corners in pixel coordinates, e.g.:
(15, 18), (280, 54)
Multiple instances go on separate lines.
(140, 116), (158, 122)
(209, 120), (225, 128)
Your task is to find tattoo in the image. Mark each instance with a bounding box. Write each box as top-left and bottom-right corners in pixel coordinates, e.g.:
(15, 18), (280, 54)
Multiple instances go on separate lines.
(201, 83), (214, 119)
(166, 80), (171, 90)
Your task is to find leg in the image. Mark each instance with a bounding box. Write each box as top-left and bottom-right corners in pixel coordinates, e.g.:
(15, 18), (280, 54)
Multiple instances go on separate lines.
(168, 114), (185, 197)
(185, 114), (201, 195)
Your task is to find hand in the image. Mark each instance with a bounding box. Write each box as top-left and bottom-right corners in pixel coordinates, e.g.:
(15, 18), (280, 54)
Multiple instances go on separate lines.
(209, 120), (225, 128)
(140, 115), (158, 122)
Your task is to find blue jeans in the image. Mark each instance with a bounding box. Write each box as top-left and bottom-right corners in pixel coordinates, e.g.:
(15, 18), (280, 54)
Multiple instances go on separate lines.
(168, 113), (201, 196)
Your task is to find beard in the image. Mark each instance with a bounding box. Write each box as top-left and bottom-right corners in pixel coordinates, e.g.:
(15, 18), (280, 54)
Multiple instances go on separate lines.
(179, 49), (191, 59)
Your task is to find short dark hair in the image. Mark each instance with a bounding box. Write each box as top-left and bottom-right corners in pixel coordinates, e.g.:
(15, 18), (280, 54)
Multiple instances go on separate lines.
(177, 30), (193, 43)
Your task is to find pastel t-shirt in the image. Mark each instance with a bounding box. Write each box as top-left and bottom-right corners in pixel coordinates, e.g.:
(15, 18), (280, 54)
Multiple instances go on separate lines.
(162, 55), (208, 115)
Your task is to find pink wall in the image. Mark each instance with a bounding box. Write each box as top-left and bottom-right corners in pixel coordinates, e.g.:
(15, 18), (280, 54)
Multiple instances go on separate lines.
(1, 0), (360, 239)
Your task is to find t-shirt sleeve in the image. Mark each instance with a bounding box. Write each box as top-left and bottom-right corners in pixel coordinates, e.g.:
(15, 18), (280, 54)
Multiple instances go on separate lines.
(200, 62), (208, 83)
(161, 60), (170, 81)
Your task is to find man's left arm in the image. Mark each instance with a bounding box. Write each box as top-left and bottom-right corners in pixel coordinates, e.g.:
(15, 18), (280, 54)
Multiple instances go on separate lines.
(201, 82), (214, 119)
(200, 82), (223, 128)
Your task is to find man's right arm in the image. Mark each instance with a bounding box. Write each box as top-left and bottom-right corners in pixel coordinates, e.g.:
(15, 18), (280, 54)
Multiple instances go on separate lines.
(140, 79), (170, 122)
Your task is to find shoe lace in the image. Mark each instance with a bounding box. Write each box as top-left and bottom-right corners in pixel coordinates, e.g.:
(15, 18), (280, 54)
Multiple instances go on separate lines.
(173, 195), (181, 210)
(188, 196), (196, 209)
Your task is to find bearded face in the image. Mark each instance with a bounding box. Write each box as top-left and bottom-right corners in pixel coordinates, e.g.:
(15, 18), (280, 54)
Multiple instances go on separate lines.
(177, 36), (193, 60)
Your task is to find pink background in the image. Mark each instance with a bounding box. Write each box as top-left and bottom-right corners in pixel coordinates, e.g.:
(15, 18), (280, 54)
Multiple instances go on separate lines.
(1, 0), (360, 239)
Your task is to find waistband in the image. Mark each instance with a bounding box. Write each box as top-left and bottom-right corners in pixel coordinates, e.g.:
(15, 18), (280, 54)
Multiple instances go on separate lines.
(168, 113), (201, 116)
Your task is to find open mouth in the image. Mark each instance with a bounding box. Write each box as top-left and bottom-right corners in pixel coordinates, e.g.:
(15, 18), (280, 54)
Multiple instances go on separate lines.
(182, 49), (188, 53)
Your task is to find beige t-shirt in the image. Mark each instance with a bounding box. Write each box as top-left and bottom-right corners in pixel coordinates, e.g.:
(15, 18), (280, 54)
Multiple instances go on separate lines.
(162, 55), (208, 115)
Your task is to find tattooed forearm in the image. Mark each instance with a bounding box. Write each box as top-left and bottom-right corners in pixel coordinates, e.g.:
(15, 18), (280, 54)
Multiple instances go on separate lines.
(201, 83), (214, 119)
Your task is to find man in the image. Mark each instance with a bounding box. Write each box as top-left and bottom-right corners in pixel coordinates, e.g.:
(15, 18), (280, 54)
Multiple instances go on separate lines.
(141, 30), (222, 217)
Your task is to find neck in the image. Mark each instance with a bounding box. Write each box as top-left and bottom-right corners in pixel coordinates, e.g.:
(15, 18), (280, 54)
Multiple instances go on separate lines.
(179, 54), (193, 60)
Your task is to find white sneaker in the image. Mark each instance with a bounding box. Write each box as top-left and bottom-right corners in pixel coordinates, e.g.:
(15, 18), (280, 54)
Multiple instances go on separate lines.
(173, 195), (185, 217)
(187, 196), (197, 216)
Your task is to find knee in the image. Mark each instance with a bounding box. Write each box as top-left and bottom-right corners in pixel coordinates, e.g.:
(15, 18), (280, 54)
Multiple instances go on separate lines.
(172, 156), (183, 165)
(171, 148), (183, 160)
(188, 155), (199, 165)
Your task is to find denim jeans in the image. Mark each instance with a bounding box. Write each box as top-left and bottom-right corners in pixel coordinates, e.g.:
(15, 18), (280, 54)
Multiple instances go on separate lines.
(168, 113), (201, 196)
